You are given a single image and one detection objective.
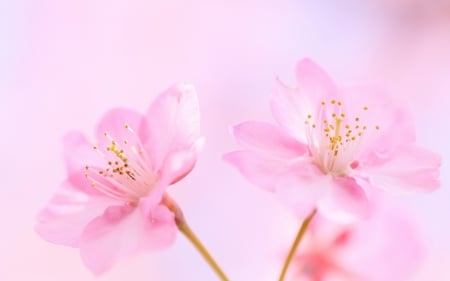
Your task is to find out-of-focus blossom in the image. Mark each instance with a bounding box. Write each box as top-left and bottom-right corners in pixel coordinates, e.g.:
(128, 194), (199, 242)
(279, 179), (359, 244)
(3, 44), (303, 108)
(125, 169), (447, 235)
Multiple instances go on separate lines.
(288, 205), (424, 281)
(36, 84), (203, 274)
(224, 59), (440, 222)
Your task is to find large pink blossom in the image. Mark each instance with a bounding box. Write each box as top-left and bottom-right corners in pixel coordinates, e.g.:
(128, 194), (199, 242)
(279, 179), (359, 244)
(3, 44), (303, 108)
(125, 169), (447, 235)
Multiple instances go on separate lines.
(36, 84), (203, 274)
(224, 59), (440, 222)
(287, 204), (424, 281)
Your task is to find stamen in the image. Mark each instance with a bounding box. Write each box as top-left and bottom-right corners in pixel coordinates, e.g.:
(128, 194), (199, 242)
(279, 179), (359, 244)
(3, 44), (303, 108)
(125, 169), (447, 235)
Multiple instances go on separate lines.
(82, 123), (161, 202)
(303, 98), (380, 174)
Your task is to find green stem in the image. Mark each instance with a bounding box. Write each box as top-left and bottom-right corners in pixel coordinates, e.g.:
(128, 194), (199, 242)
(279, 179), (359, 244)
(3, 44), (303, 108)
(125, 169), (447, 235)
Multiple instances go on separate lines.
(278, 209), (317, 281)
(163, 195), (230, 281)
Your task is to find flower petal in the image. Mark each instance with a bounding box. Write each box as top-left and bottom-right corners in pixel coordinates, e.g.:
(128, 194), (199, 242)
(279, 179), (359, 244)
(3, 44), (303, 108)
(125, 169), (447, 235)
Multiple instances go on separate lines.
(35, 172), (117, 247)
(231, 121), (309, 159)
(318, 176), (370, 223)
(274, 159), (328, 219)
(94, 107), (144, 151)
(141, 83), (201, 181)
(338, 86), (415, 158)
(270, 78), (308, 141)
(63, 131), (103, 175)
(295, 58), (338, 104)
(79, 203), (176, 275)
(223, 151), (293, 192)
(139, 174), (172, 216)
(338, 204), (424, 281)
(359, 144), (441, 193)
(163, 137), (204, 185)
(270, 59), (338, 141)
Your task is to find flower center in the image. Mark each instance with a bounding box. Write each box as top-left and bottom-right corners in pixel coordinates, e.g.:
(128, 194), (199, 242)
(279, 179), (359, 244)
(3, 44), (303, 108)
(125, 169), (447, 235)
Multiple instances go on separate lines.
(84, 124), (157, 202)
(304, 99), (379, 174)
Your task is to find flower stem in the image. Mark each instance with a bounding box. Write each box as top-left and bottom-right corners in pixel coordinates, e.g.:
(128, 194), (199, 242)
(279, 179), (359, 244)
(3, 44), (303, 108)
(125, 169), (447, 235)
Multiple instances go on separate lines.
(163, 195), (230, 281)
(278, 209), (317, 281)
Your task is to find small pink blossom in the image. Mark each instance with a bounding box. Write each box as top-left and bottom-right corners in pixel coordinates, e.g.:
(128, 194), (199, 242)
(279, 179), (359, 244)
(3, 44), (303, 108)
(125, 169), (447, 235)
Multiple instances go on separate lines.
(288, 204), (424, 281)
(36, 84), (203, 274)
(224, 59), (440, 222)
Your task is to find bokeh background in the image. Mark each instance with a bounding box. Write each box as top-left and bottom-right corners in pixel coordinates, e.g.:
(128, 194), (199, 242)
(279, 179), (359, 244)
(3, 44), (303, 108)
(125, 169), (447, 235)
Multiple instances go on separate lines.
(1, 0), (449, 280)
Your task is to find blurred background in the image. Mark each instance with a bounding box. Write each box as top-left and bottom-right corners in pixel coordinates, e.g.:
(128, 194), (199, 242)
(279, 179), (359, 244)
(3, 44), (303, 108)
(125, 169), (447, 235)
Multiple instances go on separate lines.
(1, 0), (449, 280)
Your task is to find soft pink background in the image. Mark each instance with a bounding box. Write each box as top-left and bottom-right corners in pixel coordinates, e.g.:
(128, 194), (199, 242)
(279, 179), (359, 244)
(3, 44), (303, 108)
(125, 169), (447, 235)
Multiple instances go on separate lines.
(1, 1), (449, 280)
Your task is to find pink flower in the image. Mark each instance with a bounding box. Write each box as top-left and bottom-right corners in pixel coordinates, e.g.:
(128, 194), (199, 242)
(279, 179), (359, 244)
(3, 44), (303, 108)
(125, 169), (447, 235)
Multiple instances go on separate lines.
(224, 59), (440, 222)
(288, 204), (424, 281)
(36, 84), (203, 274)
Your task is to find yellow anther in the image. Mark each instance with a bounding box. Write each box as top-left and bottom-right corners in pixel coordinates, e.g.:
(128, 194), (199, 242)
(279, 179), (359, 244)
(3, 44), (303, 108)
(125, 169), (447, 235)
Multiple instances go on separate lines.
(363, 106), (368, 111)
(334, 118), (342, 138)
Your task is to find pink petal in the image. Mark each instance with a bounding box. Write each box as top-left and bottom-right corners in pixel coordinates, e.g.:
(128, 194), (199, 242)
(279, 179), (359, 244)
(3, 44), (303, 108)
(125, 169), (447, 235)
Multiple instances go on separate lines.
(231, 121), (309, 159)
(270, 59), (338, 141)
(223, 151), (293, 192)
(360, 144), (441, 193)
(63, 131), (103, 175)
(318, 176), (370, 223)
(79, 203), (176, 275)
(295, 58), (338, 104)
(139, 174), (172, 216)
(338, 204), (424, 281)
(162, 137), (204, 185)
(338, 86), (415, 158)
(35, 172), (118, 247)
(94, 107), (144, 151)
(274, 159), (328, 219)
(270, 78), (308, 141)
(141, 83), (201, 181)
